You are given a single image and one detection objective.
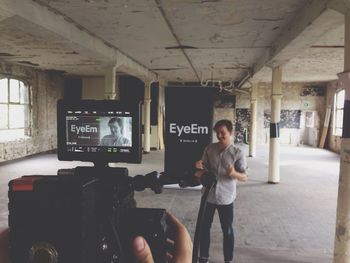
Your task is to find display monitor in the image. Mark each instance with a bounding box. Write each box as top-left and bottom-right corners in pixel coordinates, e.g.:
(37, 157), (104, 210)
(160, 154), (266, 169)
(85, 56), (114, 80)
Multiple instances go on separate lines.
(57, 100), (141, 164)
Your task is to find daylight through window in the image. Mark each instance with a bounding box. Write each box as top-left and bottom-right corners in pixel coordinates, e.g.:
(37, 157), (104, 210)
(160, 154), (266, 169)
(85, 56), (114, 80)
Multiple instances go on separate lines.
(0, 78), (31, 140)
(334, 89), (345, 136)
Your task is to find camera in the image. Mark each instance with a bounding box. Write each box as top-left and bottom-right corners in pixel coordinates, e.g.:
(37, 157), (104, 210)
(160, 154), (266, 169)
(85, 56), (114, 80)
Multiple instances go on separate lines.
(8, 100), (169, 263)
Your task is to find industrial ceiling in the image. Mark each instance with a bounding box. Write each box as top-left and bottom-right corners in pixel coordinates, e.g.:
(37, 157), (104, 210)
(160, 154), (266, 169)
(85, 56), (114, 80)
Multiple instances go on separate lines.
(0, 0), (347, 84)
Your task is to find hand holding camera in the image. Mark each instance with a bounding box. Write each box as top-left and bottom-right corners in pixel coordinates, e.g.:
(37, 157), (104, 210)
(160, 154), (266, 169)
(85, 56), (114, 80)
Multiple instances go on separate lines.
(7, 100), (194, 263)
(0, 212), (193, 263)
(133, 213), (192, 263)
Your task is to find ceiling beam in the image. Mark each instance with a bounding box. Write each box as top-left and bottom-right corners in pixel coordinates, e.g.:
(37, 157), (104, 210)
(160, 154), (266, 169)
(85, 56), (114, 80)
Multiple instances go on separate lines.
(328, 0), (350, 14)
(154, 0), (201, 82)
(0, 4), (13, 22)
(252, 0), (344, 77)
(0, 0), (157, 81)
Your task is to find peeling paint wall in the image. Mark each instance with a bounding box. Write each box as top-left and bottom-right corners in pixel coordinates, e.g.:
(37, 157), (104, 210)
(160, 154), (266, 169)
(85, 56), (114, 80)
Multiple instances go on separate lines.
(257, 82), (326, 146)
(212, 91), (250, 143)
(0, 61), (64, 162)
(213, 82), (326, 146)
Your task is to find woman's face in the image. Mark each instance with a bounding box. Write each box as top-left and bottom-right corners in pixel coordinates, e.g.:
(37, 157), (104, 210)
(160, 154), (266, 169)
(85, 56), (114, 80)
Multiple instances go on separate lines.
(109, 122), (121, 136)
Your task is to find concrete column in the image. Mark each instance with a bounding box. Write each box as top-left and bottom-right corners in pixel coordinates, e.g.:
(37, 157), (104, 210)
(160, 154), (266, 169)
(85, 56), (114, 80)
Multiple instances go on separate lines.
(268, 66), (282, 184)
(158, 82), (165, 150)
(104, 65), (119, 100)
(333, 11), (350, 263)
(345, 10), (350, 72)
(249, 84), (258, 157)
(143, 81), (152, 153)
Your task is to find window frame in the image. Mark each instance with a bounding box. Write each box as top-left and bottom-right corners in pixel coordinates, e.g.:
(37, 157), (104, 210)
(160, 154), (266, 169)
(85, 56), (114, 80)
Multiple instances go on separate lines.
(0, 77), (32, 138)
(333, 89), (345, 137)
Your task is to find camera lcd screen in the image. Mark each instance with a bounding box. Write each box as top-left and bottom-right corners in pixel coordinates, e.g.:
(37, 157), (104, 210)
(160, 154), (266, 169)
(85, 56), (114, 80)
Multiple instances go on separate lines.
(66, 114), (132, 149)
(57, 100), (141, 164)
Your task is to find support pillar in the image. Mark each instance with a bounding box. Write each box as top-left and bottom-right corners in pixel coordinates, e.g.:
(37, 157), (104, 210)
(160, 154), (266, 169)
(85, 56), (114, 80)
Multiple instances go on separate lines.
(333, 10), (350, 263)
(249, 84), (258, 157)
(104, 65), (119, 100)
(268, 66), (282, 184)
(158, 82), (165, 150)
(144, 81), (152, 153)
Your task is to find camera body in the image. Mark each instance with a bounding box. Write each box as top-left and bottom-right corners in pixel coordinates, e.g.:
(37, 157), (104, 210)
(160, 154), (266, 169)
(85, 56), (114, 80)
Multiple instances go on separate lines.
(8, 100), (170, 263)
(9, 167), (168, 263)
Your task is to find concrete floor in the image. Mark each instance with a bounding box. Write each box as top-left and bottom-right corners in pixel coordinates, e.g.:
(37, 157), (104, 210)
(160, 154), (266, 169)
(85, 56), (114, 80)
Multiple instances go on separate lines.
(0, 145), (340, 263)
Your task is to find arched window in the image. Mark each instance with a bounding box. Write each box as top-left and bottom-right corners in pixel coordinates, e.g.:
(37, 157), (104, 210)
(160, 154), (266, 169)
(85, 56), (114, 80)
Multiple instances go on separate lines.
(0, 78), (31, 140)
(334, 89), (345, 136)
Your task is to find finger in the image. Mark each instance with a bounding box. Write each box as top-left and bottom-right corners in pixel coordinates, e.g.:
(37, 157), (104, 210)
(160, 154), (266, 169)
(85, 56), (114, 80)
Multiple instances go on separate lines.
(0, 228), (10, 263)
(166, 238), (174, 245)
(195, 160), (203, 169)
(166, 213), (184, 239)
(166, 238), (175, 255)
(166, 214), (192, 263)
(166, 252), (174, 261)
(132, 236), (155, 263)
(166, 218), (178, 241)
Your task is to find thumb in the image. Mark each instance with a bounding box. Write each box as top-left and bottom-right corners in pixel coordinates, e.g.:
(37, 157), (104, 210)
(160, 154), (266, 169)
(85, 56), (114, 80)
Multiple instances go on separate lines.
(132, 236), (154, 263)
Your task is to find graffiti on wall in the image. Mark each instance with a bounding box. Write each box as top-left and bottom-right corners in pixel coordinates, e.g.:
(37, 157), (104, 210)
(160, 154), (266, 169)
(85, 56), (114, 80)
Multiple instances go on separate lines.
(300, 85), (325, 96)
(264, 110), (301, 129)
(235, 108), (250, 143)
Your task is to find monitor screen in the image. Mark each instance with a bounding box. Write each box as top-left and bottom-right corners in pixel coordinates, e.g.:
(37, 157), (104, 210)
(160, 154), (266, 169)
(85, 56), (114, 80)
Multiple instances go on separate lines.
(57, 100), (141, 164)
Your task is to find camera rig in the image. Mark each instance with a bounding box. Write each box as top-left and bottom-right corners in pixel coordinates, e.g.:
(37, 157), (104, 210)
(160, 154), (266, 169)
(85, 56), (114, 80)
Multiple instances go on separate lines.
(8, 99), (214, 263)
(8, 100), (171, 263)
(9, 166), (169, 263)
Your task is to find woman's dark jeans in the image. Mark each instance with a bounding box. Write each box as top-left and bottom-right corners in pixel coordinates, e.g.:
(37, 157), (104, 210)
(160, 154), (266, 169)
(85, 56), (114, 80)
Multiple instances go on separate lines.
(199, 202), (234, 262)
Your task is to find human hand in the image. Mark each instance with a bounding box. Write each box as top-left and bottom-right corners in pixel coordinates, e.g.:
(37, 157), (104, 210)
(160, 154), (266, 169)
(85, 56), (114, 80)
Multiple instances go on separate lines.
(227, 164), (248, 182)
(227, 164), (236, 178)
(132, 213), (192, 263)
(0, 228), (10, 263)
(194, 160), (205, 182)
(1, 215), (193, 263)
(195, 160), (204, 170)
(194, 170), (205, 182)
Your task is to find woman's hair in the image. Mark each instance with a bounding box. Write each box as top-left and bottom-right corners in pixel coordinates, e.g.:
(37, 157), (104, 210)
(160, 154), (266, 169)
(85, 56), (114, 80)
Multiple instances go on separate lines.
(213, 119), (233, 132)
(108, 117), (123, 128)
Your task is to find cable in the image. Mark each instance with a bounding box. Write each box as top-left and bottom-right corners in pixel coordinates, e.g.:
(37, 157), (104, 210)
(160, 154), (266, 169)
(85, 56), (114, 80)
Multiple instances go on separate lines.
(192, 173), (216, 263)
